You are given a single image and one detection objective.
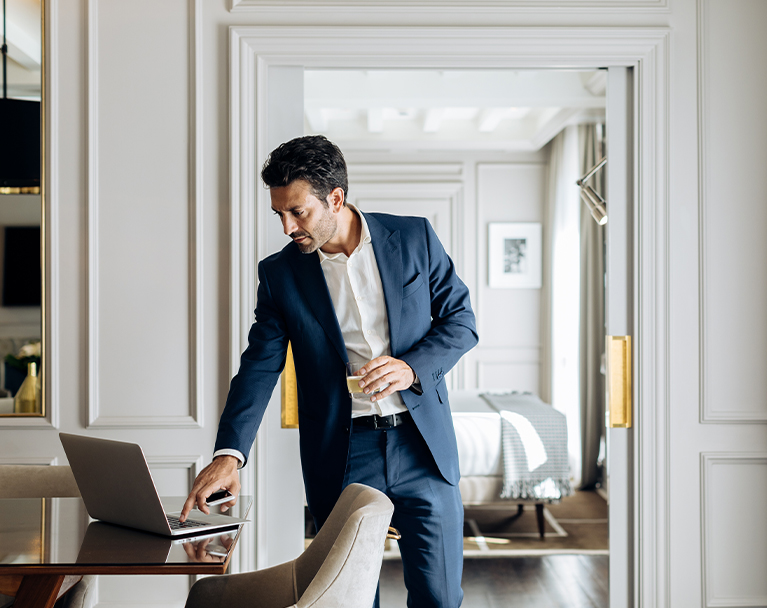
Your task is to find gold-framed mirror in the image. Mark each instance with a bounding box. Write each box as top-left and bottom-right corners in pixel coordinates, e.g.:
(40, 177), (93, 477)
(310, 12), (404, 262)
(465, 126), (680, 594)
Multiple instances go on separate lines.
(0, 0), (44, 417)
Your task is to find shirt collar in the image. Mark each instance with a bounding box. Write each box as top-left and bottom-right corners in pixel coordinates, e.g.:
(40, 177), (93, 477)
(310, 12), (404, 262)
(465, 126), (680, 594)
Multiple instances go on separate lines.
(318, 203), (372, 264)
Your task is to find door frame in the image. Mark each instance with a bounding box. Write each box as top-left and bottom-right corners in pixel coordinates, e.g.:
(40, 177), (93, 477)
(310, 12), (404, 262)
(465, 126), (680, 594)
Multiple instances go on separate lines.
(229, 25), (670, 607)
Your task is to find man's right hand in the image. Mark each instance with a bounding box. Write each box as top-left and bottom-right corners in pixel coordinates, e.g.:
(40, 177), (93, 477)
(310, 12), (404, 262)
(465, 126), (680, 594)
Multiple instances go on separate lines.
(179, 455), (241, 522)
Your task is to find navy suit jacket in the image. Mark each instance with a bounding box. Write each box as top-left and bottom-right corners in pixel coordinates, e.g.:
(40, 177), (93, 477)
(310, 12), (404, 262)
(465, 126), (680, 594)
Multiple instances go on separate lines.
(215, 212), (478, 521)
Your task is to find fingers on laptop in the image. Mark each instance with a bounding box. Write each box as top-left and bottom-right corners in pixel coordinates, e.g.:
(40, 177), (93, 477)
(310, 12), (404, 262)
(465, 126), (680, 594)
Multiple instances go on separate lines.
(180, 459), (240, 522)
(180, 494), (200, 521)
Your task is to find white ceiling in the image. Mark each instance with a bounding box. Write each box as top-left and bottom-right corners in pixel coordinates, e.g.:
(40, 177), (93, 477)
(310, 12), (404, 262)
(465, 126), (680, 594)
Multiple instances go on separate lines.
(304, 69), (606, 152)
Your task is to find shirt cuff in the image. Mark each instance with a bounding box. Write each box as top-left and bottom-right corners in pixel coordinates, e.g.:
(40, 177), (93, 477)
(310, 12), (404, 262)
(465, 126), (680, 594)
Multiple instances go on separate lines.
(409, 369), (423, 396)
(213, 449), (245, 469)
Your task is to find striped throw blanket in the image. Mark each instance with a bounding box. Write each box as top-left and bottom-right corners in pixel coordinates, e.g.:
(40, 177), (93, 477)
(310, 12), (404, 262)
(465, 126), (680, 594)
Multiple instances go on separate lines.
(480, 392), (573, 502)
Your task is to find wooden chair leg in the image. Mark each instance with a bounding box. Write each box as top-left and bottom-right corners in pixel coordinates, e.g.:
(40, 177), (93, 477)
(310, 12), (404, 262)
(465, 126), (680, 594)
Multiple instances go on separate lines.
(535, 503), (545, 539)
(13, 574), (65, 608)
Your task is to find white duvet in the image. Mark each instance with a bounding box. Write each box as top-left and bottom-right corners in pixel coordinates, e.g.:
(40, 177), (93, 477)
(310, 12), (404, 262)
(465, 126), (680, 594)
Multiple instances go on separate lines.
(449, 390), (503, 477)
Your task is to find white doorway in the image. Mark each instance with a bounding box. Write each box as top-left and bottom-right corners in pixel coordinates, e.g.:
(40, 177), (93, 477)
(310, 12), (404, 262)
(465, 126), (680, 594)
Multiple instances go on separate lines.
(302, 66), (613, 606)
(230, 26), (669, 608)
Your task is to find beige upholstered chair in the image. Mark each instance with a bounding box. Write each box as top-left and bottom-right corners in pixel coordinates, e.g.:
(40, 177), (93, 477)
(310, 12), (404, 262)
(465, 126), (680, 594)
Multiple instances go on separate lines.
(0, 465), (97, 608)
(185, 483), (394, 608)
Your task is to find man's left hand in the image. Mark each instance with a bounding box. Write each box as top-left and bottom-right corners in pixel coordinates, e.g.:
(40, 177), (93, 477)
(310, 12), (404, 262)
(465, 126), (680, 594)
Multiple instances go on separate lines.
(358, 356), (415, 401)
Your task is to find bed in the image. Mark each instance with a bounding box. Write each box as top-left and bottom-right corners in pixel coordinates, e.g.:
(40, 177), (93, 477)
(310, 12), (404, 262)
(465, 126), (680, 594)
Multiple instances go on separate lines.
(450, 390), (573, 538)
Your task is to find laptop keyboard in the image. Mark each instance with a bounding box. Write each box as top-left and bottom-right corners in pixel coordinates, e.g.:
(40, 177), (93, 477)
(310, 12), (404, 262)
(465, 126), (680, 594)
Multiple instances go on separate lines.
(166, 515), (208, 530)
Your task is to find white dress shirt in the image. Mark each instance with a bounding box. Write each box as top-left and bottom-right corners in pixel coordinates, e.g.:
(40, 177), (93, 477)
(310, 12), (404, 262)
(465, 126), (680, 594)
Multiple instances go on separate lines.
(317, 205), (409, 418)
(214, 204), (409, 466)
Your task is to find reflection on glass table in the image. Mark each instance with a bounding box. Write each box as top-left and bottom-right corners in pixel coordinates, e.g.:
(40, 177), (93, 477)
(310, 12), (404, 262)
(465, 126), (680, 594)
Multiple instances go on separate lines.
(0, 496), (252, 608)
(76, 521), (239, 565)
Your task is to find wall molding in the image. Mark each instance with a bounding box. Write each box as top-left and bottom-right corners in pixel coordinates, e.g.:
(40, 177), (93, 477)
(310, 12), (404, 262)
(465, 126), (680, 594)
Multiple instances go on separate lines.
(697, 0), (767, 425)
(86, 0), (204, 429)
(0, 456), (58, 465)
(231, 0), (669, 14)
(637, 36), (671, 608)
(0, 414), (58, 429)
(145, 455), (204, 494)
(701, 453), (767, 607)
(348, 163), (464, 181)
(476, 346), (542, 361)
(45, 0), (59, 432)
(230, 26), (670, 598)
(349, 180), (463, 261)
(476, 348), (543, 389)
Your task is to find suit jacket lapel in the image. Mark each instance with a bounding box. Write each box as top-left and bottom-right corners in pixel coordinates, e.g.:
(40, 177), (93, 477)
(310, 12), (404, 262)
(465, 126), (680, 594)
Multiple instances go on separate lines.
(365, 213), (403, 357)
(287, 247), (348, 364)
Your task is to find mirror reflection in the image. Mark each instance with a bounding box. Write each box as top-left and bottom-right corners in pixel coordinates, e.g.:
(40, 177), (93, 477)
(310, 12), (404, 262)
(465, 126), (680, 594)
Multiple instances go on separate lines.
(0, 0), (43, 416)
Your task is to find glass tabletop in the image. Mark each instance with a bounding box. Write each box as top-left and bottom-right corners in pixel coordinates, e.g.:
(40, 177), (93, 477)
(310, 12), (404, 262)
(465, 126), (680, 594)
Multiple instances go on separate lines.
(0, 496), (252, 570)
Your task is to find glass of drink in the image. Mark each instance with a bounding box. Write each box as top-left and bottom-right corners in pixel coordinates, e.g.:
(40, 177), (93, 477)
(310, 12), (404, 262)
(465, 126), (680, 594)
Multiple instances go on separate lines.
(346, 362), (366, 395)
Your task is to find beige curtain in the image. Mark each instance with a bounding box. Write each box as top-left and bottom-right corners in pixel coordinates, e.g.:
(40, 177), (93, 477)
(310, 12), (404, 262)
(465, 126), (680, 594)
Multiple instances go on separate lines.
(578, 123), (606, 489)
(541, 125), (583, 486)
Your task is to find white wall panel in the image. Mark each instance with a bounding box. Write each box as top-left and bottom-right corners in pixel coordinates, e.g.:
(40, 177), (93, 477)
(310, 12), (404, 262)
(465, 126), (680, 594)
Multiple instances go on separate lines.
(476, 164), (545, 348)
(348, 181), (462, 257)
(87, 0), (203, 428)
(97, 575), (189, 608)
(475, 163), (546, 393)
(476, 347), (541, 392)
(147, 456), (203, 496)
(699, 0), (767, 423)
(477, 362), (540, 391)
(702, 454), (767, 607)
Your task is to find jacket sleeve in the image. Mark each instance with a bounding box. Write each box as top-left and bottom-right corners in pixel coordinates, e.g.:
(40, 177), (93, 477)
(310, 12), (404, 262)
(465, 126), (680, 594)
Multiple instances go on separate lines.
(214, 261), (289, 465)
(399, 218), (478, 393)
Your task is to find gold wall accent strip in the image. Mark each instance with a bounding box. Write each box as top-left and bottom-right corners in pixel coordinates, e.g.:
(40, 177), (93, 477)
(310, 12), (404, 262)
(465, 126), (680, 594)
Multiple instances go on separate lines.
(0, 187), (41, 195)
(606, 335), (632, 428)
(281, 342), (299, 429)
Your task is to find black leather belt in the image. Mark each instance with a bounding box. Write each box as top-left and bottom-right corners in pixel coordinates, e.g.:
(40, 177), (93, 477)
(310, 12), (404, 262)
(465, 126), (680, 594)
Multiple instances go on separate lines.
(352, 411), (411, 430)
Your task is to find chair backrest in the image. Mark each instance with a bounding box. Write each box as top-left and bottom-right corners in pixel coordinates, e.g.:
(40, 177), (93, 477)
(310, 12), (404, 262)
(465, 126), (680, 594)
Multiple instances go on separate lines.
(294, 483), (394, 608)
(0, 465), (81, 498)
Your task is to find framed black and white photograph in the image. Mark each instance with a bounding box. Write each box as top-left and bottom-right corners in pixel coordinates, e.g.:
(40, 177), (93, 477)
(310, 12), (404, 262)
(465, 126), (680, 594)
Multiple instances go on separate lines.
(488, 223), (542, 288)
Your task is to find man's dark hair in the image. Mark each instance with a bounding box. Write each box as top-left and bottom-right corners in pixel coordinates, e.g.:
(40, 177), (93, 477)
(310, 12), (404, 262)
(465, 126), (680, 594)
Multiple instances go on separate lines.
(261, 135), (348, 204)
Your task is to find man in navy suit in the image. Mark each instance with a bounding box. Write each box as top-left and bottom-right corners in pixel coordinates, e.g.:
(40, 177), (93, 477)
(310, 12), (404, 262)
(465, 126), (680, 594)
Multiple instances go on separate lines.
(181, 135), (477, 607)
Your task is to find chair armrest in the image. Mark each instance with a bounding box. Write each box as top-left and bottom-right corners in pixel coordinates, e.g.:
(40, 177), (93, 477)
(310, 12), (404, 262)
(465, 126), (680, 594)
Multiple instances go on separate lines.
(186, 561), (297, 608)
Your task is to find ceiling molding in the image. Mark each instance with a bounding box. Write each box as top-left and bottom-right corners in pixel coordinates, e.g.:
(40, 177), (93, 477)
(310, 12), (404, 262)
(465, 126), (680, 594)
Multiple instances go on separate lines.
(232, 0), (668, 13)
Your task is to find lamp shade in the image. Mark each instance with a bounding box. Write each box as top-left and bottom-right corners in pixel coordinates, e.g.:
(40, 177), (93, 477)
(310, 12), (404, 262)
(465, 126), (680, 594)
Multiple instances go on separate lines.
(0, 98), (41, 188)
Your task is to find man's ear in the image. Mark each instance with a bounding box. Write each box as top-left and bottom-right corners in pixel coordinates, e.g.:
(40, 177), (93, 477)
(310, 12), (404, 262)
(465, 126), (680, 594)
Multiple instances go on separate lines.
(327, 187), (345, 212)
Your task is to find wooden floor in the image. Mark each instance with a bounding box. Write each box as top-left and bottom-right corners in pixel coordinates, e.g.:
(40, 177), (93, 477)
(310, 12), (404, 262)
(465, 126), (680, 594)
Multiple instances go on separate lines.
(380, 556), (608, 608)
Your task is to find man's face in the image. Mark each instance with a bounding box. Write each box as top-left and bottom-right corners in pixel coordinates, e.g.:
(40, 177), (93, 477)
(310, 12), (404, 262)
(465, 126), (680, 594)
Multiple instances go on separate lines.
(270, 180), (338, 254)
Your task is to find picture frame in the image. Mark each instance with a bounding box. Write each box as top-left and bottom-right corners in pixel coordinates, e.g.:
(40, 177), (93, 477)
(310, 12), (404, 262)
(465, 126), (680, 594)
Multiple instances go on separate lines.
(488, 222), (542, 289)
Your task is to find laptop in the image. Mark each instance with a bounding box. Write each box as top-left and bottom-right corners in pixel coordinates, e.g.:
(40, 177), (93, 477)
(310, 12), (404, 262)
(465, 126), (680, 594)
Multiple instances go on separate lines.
(60, 433), (249, 537)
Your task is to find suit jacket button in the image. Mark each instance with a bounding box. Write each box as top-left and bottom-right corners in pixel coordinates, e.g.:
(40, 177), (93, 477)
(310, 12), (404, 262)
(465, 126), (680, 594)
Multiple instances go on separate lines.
(343, 426), (349, 433)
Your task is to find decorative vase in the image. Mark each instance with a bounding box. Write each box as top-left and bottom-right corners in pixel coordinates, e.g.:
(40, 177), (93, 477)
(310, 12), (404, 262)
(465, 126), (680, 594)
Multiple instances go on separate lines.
(14, 362), (40, 414)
